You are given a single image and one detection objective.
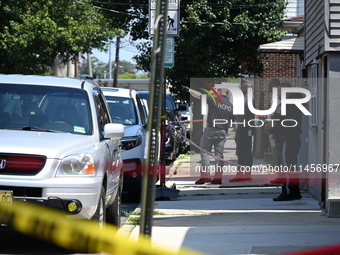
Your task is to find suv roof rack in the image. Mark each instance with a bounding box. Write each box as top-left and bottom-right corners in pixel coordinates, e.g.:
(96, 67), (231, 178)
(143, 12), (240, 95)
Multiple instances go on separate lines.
(79, 74), (93, 81)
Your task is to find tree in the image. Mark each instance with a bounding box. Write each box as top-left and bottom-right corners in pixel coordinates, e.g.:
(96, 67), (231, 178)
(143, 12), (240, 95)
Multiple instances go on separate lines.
(0, 0), (120, 74)
(79, 56), (108, 79)
(122, 0), (287, 100)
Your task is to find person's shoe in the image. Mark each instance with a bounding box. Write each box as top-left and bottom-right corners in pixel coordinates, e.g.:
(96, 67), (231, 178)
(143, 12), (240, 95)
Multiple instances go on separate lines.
(211, 179), (222, 184)
(195, 178), (211, 184)
(270, 178), (285, 184)
(288, 186), (302, 200)
(273, 193), (294, 201)
(291, 194), (302, 200)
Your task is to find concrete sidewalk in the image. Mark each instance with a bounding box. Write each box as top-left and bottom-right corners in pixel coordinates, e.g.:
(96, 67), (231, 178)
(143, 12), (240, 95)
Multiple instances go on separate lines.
(118, 133), (340, 255)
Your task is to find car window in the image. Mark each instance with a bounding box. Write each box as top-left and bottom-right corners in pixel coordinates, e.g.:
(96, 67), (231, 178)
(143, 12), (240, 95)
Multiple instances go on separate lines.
(0, 84), (92, 135)
(135, 94), (146, 125)
(94, 92), (111, 132)
(105, 96), (138, 125)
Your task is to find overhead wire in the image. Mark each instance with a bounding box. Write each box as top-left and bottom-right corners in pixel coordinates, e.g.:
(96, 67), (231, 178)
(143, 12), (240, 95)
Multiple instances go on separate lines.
(67, 0), (286, 23)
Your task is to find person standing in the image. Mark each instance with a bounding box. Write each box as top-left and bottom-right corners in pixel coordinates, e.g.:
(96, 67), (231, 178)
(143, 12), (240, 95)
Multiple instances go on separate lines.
(229, 79), (255, 182)
(266, 82), (303, 201)
(183, 85), (233, 184)
(266, 78), (285, 183)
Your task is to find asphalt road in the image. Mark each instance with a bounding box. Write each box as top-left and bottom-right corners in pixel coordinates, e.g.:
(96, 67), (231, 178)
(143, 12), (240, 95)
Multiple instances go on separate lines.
(0, 202), (139, 255)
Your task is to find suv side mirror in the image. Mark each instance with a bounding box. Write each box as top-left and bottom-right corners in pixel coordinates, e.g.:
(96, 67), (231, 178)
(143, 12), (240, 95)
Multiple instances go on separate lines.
(104, 123), (125, 139)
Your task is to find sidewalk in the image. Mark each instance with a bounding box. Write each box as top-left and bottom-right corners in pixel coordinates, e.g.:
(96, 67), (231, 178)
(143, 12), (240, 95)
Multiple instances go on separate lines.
(118, 133), (340, 255)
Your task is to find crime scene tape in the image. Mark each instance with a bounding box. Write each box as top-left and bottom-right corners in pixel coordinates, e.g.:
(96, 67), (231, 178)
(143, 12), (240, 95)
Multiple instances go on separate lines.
(0, 199), (206, 255)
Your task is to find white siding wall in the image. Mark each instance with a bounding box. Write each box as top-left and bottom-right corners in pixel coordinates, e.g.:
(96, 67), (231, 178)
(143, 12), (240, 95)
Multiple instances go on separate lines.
(329, 1), (340, 49)
(305, 0), (325, 65)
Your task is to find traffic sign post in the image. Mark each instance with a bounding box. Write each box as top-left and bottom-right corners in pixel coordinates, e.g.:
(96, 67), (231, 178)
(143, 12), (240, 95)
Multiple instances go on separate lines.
(164, 37), (174, 68)
(149, 0), (180, 37)
(141, 0), (169, 238)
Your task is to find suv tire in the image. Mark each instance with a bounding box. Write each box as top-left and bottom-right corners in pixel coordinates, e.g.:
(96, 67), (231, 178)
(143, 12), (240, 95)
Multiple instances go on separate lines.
(92, 186), (106, 227)
(106, 187), (122, 227)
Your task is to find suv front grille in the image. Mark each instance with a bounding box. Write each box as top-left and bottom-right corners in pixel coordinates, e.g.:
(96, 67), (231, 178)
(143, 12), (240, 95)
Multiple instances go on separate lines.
(0, 153), (46, 175)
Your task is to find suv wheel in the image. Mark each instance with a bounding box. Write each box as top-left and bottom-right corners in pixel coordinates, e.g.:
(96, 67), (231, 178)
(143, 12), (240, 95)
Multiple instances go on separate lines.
(106, 187), (121, 227)
(92, 186), (106, 227)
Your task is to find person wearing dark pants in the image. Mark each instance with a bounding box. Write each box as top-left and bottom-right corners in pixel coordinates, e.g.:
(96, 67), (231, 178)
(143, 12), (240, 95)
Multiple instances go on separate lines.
(183, 85), (233, 184)
(269, 83), (303, 201)
(232, 125), (254, 181)
(274, 128), (302, 201)
(199, 127), (228, 183)
(266, 78), (285, 184)
(230, 79), (255, 182)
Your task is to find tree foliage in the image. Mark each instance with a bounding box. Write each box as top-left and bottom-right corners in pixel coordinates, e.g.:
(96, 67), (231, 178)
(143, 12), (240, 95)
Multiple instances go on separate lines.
(0, 0), (120, 74)
(0, 0), (287, 88)
(113, 0), (287, 100)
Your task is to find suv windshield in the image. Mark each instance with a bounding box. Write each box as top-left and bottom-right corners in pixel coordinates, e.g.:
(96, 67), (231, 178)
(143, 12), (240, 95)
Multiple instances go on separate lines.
(0, 84), (92, 135)
(105, 96), (137, 125)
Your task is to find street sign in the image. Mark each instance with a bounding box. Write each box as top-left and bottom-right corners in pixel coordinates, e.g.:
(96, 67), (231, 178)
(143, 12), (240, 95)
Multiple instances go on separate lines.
(164, 37), (174, 68)
(149, 10), (179, 36)
(149, 0), (180, 37)
(150, 0), (179, 10)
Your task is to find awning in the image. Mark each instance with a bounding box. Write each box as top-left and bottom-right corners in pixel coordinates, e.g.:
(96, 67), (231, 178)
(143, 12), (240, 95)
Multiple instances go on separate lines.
(259, 37), (304, 52)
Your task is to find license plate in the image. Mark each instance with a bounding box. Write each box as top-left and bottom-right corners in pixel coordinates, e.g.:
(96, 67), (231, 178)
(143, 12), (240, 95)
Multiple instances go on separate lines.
(0, 190), (13, 206)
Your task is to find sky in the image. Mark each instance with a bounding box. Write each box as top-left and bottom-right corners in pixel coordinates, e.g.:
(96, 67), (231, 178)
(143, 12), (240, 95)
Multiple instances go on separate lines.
(91, 37), (141, 64)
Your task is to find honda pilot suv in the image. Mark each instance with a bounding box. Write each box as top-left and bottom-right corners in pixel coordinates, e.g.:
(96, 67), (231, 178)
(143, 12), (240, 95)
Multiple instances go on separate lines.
(0, 75), (124, 226)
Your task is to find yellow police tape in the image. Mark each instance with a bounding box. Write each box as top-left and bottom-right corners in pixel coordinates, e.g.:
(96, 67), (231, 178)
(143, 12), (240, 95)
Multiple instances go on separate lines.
(0, 200), (206, 255)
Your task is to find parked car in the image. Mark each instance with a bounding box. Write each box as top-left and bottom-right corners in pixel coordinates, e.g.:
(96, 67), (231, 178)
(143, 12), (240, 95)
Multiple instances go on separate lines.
(176, 103), (191, 139)
(164, 109), (185, 163)
(137, 91), (187, 163)
(102, 88), (148, 202)
(138, 91), (179, 115)
(0, 74), (124, 227)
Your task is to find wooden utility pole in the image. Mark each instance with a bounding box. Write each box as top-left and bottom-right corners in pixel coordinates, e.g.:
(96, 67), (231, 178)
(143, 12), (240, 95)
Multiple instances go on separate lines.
(113, 36), (120, 87)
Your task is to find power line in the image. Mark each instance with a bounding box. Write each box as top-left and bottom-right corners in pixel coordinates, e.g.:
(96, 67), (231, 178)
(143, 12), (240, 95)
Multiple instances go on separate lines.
(53, 1), (286, 27)
(181, 20), (282, 25)
(70, 0), (138, 17)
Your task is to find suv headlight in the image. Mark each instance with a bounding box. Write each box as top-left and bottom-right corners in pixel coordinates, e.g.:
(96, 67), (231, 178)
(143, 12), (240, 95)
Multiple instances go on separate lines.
(121, 136), (142, 150)
(56, 153), (95, 176)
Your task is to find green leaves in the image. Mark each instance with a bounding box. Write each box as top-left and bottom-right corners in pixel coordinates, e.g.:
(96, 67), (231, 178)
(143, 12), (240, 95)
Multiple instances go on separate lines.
(168, 0), (287, 100)
(0, 0), (120, 74)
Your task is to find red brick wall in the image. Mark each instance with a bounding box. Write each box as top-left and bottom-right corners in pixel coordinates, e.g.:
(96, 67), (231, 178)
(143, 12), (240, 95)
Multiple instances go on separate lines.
(255, 51), (299, 110)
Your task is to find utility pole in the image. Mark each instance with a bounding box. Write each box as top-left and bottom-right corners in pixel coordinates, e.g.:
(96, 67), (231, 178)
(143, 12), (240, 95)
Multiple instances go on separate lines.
(74, 54), (79, 78)
(139, 0), (168, 238)
(108, 41), (112, 80)
(113, 36), (120, 87)
(87, 53), (93, 77)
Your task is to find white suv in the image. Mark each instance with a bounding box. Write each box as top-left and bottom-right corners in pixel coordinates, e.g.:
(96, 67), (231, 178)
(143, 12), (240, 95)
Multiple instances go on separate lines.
(102, 88), (147, 202)
(0, 75), (124, 226)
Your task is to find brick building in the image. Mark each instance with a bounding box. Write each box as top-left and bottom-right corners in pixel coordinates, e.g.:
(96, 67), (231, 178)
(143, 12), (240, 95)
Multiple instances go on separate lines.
(254, 37), (304, 110)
